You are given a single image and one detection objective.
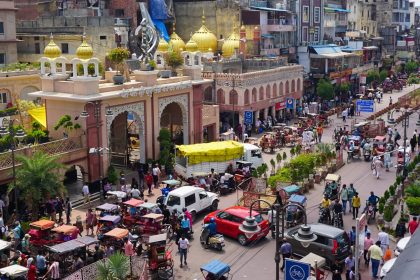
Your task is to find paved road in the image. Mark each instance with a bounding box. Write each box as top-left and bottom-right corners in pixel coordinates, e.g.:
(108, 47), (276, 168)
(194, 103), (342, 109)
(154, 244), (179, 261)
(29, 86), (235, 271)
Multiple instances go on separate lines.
(71, 85), (418, 279)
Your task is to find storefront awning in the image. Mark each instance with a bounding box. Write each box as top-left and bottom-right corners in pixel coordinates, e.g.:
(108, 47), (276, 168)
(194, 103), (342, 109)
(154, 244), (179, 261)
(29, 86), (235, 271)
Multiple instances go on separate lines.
(324, 7), (351, 13)
(249, 6), (290, 13)
(261, 33), (275, 39)
(28, 106), (46, 128)
(363, 46), (378, 50)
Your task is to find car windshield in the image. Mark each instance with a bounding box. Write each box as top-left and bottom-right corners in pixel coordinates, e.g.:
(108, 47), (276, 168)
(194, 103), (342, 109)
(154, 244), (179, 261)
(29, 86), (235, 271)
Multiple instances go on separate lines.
(254, 214), (264, 223)
(166, 195), (180, 207)
(337, 233), (349, 248)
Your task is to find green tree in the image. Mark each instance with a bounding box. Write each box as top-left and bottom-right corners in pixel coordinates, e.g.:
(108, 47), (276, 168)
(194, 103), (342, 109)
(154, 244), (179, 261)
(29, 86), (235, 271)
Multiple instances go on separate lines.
(9, 151), (65, 219)
(165, 51), (184, 71)
(405, 60), (419, 74)
(97, 252), (130, 280)
(379, 70), (388, 83)
(316, 79), (334, 100)
(276, 153), (282, 164)
(366, 69), (380, 84)
(158, 128), (174, 174)
(107, 47), (131, 74)
(54, 115), (81, 137)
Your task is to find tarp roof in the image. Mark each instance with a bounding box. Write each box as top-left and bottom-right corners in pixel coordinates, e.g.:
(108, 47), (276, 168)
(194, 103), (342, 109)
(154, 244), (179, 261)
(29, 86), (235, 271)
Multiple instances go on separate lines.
(324, 7), (351, 12)
(309, 44), (354, 58)
(249, 6), (290, 12)
(27, 106), (46, 128)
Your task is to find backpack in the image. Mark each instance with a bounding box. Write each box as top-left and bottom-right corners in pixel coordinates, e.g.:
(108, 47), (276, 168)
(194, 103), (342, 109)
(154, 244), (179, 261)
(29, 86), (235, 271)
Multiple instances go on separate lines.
(395, 133), (401, 141)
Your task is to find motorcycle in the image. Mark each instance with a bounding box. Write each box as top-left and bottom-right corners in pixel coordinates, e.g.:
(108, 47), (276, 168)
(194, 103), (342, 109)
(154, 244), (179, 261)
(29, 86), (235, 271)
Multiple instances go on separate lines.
(363, 149), (371, 162)
(332, 212), (343, 229)
(318, 207), (330, 225)
(200, 226), (225, 251)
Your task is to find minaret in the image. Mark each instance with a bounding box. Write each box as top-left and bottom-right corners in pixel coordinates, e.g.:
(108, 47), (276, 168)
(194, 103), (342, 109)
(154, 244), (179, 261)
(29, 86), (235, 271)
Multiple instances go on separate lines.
(240, 24), (247, 57)
(253, 26), (260, 55)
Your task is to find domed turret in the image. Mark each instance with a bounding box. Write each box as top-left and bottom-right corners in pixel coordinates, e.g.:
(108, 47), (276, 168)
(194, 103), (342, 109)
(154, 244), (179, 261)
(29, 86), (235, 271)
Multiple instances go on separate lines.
(76, 34), (93, 60)
(222, 23), (240, 58)
(157, 37), (169, 52)
(185, 38), (199, 52)
(191, 12), (217, 53)
(43, 34), (62, 59)
(169, 23), (185, 53)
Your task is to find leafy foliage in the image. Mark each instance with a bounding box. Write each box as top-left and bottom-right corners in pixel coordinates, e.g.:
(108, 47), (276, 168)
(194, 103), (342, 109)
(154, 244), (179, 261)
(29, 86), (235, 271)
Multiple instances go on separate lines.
(77, 62), (104, 77)
(379, 70), (388, 82)
(107, 48), (131, 74)
(16, 100), (40, 116)
(407, 73), (420, 85)
(107, 165), (118, 184)
(406, 183), (420, 198)
(97, 252), (130, 280)
(366, 69), (380, 84)
(384, 205), (393, 222)
(276, 153), (282, 164)
(164, 51), (184, 70)
(316, 79), (334, 100)
(158, 128), (174, 174)
(405, 60), (419, 74)
(9, 152), (65, 219)
(406, 196), (420, 216)
(54, 115), (81, 136)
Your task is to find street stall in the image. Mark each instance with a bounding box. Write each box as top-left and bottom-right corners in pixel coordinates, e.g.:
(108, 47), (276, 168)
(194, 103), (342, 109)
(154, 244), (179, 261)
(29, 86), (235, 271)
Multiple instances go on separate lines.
(200, 259), (231, 280)
(299, 253), (326, 280)
(0, 264), (28, 279)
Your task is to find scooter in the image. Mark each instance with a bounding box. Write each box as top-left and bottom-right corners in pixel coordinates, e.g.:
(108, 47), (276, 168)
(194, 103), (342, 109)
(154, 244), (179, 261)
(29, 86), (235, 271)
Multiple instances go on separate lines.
(318, 207), (330, 225)
(363, 149), (371, 162)
(200, 226), (225, 251)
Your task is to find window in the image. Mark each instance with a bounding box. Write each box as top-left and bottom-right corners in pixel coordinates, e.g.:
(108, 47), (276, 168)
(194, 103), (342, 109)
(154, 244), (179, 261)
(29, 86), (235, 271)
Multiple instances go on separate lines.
(302, 27), (308, 42)
(34, 36), (39, 41)
(0, 92), (8, 104)
(314, 235), (329, 245)
(199, 192), (208, 200)
(314, 7), (320, 23)
(100, 35), (107, 40)
(217, 211), (232, 220)
(0, 22), (3, 34)
(61, 43), (69, 54)
(115, 9), (124, 17)
(303, 6), (310, 22)
(339, 13), (346, 21)
(230, 215), (243, 224)
(0, 54), (5, 65)
(314, 27), (320, 42)
(35, 43), (40, 54)
(185, 194), (196, 207)
(166, 195), (180, 206)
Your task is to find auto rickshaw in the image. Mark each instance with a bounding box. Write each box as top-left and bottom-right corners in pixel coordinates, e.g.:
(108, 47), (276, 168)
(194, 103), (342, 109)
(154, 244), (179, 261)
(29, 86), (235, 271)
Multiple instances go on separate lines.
(281, 185), (302, 200)
(51, 225), (79, 243)
(138, 213), (164, 239)
(96, 215), (121, 240)
(285, 194), (307, 228)
(95, 203), (119, 217)
(324, 174), (341, 201)
(122, 198), (144, 228)
(147, 233), (174, 279)
(0, 264), (28, 279)
(259, 132), (277, 153)
(347, 135), (362, 162)
(372, 135), (393, 156)
(200, 259), (231, 280)
(103, 228), (129, 250)
(28, 220), (56, 247)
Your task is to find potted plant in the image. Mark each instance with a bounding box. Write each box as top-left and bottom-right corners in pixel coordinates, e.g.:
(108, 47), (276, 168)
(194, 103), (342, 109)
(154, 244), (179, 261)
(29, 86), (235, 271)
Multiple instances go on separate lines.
(107, 47), (131, 84)
(165, 51), (183, 76)
(148, 60), (157, 70)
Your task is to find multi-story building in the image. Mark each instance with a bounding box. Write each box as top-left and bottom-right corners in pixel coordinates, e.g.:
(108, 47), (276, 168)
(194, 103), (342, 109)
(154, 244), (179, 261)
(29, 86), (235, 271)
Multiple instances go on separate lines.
(391, 0), (411, 32)
(347, 0), (378, 38)
(323, 0), (349, 42)
(296, 0), (324, 45)
(0, 0), (18, 65)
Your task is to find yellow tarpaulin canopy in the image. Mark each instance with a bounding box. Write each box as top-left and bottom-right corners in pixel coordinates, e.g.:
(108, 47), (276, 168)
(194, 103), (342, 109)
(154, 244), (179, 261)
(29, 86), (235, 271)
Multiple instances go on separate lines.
(27, 107), (46, 128)
(176, 140), (244, 165)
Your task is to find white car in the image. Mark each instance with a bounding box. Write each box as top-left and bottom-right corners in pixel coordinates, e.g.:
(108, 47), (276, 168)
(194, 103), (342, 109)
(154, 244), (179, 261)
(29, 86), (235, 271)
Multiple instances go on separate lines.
(394, 236), (411, 256)
(163, 186), (219, 221)
(380, 258), (397, 279)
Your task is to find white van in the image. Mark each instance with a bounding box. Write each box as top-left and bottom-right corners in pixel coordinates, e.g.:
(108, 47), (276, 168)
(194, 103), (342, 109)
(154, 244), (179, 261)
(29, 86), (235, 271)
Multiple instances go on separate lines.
(163, 186), (219, 221)
(242, 143), (263, 169)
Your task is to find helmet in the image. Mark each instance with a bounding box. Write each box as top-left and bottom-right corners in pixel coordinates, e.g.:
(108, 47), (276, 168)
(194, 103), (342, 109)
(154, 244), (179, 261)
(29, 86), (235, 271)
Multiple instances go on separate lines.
(182, 208), (187, 212)
(210, 218), (215, 223)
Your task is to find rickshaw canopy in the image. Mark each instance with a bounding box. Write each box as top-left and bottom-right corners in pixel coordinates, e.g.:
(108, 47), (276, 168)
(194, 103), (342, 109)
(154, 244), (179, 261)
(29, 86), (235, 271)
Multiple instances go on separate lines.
(30, 220), (55, 230)
(299, 253), (326, 267)
(52, 225), (77, 234)
(289, 194), (307, 205)
(190, 172), (210, 177)
(75, 236), (98, 246)
(124, 198), (144, 207)
(99, 215), (121, 223)
(104, 228), (129, 240)
(47, 239), (85, 254)
(236, 160), (253, 166)
(349, 135), (361, 142)
(325, 174), (341, 182)
(176, 141), (244, 165)
(283, 185), (301, 195)
(161, 179), (181, 186)
(142, 213), (164, 220)
(106, 191), (127, 199)
(0, 264), (28, 277)
(148, 233), (167, 244)
(354, 121), (369, 128)
(96, 203), (119, 212)
(200, 259), (231, 277)
(0, 240), (11, 251)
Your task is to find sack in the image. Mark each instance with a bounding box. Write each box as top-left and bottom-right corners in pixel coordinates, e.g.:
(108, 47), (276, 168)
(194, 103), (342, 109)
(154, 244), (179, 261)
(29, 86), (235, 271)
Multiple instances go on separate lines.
(384, 248), (392, 261)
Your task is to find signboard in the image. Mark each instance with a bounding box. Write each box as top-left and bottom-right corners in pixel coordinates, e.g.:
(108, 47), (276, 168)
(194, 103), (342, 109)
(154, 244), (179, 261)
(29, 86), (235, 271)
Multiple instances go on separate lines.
(286, 98), (294, 109)
(356, 99), (374, 113)
(360, 74), (366, 84)
(358, 213), (366, 231)
(255, 178), (267, 193)
(285, 259), (311, 280)
(244, 111), (253, 124)
(275, 101), (286, 110)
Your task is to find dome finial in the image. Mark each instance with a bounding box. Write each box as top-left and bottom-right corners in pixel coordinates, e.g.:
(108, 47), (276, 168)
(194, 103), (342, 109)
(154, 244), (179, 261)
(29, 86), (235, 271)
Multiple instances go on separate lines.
(50, 33), (53, 40)
(173, 21), (176, 32)
(202, 9), (206, 25)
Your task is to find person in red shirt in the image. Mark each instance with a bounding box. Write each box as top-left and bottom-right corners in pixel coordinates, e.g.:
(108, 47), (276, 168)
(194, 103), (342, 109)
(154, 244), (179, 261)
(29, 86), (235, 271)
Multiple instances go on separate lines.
(408, 216), (419, 235)
(27, 257), (36, 280)
(145, 171), (153, 195)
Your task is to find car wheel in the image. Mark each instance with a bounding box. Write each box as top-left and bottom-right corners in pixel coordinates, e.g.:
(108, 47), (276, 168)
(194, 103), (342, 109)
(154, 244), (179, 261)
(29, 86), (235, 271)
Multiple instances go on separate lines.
(216, 244), (223, 251)
(238, 234), (248, 246)
(190, 211), (196, 223)
(211, 200), (219, 211)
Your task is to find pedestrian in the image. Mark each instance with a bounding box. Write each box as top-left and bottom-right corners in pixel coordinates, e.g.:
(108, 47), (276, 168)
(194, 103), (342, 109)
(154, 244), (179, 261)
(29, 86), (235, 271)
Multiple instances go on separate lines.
(21, 234), (30, 255)
(387, 126), (393, 143)
(36, 251), (47, 276)
(137, 164), (145, 191)
(152, 164), (161, 188)
(180, 215), (190, 237)
(85, 208), (96, 236)
(55, 196), (63, 223)
(93, 244), (105, 262)
(12, 222), (22, 251)
(352, 192), (360, 219)
(179, 234), (190, 268)
(27, 257), (36, 280)
(316, 125), (323, 143)
(377, 229), (390, 256)
(345, 252), (355, 280)
(395, 219), (407, 240)
(389, 96), (393, 106)
(410, 133), (417, 153)
(124, 237), (135, 256)
(145, 171), (153, 195)
(368, 241), (383, 278)
(332, 259), (342, 280)
(373, 157), (383, 179)
(43, 258), (60, 279)
(364, 232), (374, 266)
(342, 108), (348, 122)
(408, 216), (419, 235)
(280, 238), (292, 271)
(347, 184), (356, 213)
(247, 123), (252, 137)
(64, 197), (72, 225)
(394, 128), (401, 147)
(340, 184), (349, 214)
(349, 226), (356, 247)
(131, 185), (141, 199)
(82, 182), (90, 206)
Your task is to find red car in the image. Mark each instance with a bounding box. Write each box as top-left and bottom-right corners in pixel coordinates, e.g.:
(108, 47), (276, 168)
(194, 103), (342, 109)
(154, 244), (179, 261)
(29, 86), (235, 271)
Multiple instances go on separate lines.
(203, 206), (270, 246)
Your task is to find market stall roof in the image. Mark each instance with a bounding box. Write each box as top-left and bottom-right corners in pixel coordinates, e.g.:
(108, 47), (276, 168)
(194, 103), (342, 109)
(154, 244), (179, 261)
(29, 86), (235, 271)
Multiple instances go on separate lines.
(289, 194), (307, 205)
(96, 203), (119, 211)
(200, 259), (231, 277)
(99, 215), (121, 223)
(52, 225), (77, 234)
(309, 44), (354, 58)
(0, 240), (11, 251)
(47, 239), (85, 254)
(104, 228), (129, 239)
(30, 220), (55, 230)
(300, 253), (326, 267)
(76, 236), (98, 246)
(176, 140), (244, 165)
(0, 264), (28, 277)
(124, 198), (144, 207)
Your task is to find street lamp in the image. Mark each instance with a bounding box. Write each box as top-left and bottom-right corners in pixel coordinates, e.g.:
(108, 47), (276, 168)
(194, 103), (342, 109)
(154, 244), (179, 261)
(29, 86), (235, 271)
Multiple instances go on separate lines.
(239, 199), (316, 280)
(79, 101), (113, 201)
(0, 119), (26, 216)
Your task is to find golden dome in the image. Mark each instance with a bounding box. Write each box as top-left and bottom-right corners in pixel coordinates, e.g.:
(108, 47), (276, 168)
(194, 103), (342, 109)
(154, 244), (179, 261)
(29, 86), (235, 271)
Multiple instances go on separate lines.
(191, 13), (217, 53)
(169, 23), (185, 53)
(222, 28), (240, 58)
(240, 25), (246, 31)
(43, 35), (61, 59)
(76, 34), (93, 60)
(157, 37), (169, 52)
(185, 38), (198, 52)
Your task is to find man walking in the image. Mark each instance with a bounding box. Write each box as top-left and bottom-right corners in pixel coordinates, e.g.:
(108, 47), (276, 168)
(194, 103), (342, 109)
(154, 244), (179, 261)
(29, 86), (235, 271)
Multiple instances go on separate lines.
(364, 232), (374, 266)
(352, 192), (360, 219)
(280, 238), (292, 271)
(408, 216), (419, 235)
(368, 241), (383, 279)
(344, 252), (355, 280)
(377, 229), (390, 256)
(179, 234), (190, 268)
(340, 184), (349, 214)
(82, 182), (90, 206)
(152, 164), (161, 188)
(373, 157), (383, 179)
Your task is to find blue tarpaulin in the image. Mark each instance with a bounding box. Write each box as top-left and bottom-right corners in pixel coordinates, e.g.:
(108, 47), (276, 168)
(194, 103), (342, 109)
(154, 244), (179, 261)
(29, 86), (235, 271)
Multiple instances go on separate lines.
(149, 0), (168, 20)
(153, 19), (169, 41)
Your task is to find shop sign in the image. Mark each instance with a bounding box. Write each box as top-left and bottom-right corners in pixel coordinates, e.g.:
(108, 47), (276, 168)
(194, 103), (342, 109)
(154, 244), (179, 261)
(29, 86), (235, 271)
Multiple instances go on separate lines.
(360, 74), (366, 84)
(275, 101), (286, 110)
(286, 98), (294, 109)
(329, 69), (352, 79)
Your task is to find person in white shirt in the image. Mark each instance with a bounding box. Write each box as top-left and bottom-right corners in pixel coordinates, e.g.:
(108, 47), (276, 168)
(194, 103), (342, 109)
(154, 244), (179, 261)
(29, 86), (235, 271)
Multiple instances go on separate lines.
(178, 235), (190, 267)
(152, 164), (160, 188)
(131, 188), (141, 199)
(377, 230), (389, 255)
(82, 183), (90, 205)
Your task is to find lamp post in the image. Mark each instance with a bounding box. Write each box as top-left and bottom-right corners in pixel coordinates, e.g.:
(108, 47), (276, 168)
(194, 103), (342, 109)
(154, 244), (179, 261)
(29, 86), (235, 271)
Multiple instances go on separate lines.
(0, 120), (26, 217)
(239, 199), (316, 280)
(80, 101), (113, 201)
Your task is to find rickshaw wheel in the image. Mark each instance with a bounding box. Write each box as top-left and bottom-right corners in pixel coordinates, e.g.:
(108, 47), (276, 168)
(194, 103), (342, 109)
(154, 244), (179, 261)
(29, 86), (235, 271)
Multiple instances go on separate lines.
(157, 267), (173, 280)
